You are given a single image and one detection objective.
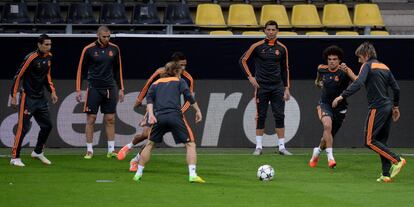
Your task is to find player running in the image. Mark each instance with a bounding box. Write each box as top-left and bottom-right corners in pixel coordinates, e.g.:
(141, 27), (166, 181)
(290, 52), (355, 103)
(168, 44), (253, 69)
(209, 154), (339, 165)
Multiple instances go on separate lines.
(132, 61), (204, 183)
(117, 52), (193, 172)
(309, 45), (357, 168)
(332, 42), (406, 182)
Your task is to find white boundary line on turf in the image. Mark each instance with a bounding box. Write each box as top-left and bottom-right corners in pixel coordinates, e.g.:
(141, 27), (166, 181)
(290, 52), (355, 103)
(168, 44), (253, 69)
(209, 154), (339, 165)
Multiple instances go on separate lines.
(7, 153), (408, 156)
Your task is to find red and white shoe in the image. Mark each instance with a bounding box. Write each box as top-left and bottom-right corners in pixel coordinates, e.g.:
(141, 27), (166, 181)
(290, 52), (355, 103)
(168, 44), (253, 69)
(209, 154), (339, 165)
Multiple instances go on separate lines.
(129, 161), (138, 172)
(309, 147), (320, 168)
(117, 145), (130, 160)
(328, 159), (337, 169)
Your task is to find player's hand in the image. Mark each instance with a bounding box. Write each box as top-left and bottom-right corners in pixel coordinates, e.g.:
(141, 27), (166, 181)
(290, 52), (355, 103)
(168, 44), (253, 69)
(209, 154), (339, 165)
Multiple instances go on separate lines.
(119, 90), (124, 103)
(392, 107), (400, 122)
(148, 113), (157, 124)
(339, 63), (348, 72)
(332, 96), (344, 108)
(315, 80), (323, 88)
(76, 91), (82, 102)
(134, 100), (142, 109)
(283, 88), (290, 101)
(195, 110), (202, 123)
(11, 96), (18, 108)
(51, 92), (58, 104)
(248, 76), (260, 88)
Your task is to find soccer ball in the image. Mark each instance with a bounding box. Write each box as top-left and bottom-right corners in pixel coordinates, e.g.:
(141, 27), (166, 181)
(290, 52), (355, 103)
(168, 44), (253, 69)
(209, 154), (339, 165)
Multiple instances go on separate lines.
(257, 165), (275, 181)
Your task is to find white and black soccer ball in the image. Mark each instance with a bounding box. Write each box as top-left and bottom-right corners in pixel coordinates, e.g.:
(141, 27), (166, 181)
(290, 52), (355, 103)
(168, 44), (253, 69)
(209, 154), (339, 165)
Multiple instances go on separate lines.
(257, 165), (275, 181)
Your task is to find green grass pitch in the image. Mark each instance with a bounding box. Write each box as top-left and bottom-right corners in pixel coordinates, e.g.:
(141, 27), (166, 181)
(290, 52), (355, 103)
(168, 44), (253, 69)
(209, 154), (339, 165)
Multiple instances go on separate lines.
(1, 148), (413, 207)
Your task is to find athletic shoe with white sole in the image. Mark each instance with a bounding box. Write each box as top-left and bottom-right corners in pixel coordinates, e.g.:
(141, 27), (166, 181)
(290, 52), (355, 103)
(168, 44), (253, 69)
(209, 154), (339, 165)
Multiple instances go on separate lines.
(10, 158), (25, 167)
(31, 151), (51, 165)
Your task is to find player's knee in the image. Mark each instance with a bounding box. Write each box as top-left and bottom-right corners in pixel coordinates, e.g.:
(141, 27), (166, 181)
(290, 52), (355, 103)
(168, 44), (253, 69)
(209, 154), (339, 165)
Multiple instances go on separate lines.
(105, 116), (115, 125)
(186, 142), (196, 148)
(86, 115), (97, 125)
(323, 123), (332, 131)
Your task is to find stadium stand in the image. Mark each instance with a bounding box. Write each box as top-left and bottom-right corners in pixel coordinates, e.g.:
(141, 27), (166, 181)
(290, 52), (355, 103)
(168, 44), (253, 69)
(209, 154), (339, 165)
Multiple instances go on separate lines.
(164, 2), (193, 24)
(195, 3), (226, 28)
(291, 4), (323, 28)
(354, 3), (385, 27)
(322, 4), (353, 28)
(370, 30), (390, 35)
(227, 4), (258, 28)
(100, 2), (129, 24)
(67, 2), (97, 24)
(209, 30), (233, 35)
(132, 2), (161, 24)
(35, 2), (64, 24)
(305, 31), (329, 35)
(0, 0), (412, 35)
(277, 31), (298, 35)
(336, 31), (359, 35)
(241, 31), (265, 35)
(259, 4), (291, 28)
(2, 2), (31, 23)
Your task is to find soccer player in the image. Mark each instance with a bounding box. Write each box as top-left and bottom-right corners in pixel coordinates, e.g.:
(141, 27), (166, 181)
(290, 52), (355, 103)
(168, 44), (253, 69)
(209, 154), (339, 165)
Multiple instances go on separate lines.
(10, 34), (58, 167)
(117, 52), (194, 172)
(332, 42), (406, 182)
(132, 61), (204, 183)
(309, 46), (357, 168)
(240, 20), (292, 155)
(76, 26), (124, 159)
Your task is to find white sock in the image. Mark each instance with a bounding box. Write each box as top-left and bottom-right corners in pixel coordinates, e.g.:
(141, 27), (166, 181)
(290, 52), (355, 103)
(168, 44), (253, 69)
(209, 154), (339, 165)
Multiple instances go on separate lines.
(278, 138), (285, 150)
(86, 143), (93, 153)
(131, 154), (140, 162)
(126, 142), (133, 149)
(137, 165), (144, 176)
(326, 148), (334, 160)
(108, 141), (115, 152)
(188, 164), (197, 177)
(256, 136), (263, 149)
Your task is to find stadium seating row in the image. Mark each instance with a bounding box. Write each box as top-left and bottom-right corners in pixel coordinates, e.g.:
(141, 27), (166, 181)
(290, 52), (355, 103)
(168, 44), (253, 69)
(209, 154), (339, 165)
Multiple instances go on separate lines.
(210, 30), (390, 36)
(1, 2), (384, 28)
(197, 3), (384, 28)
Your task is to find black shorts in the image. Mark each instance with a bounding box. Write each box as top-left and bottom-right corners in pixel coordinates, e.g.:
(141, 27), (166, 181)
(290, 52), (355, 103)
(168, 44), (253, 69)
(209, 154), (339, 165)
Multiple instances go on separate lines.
(255, 84), (285, 129)
(84, 87), (117, 114)
(149, 112), (194, 144)
(317, 103), (347, 136)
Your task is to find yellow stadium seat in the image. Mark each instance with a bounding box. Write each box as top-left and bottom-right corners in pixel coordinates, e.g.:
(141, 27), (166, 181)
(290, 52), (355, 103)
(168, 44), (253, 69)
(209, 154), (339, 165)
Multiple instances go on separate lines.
(242, 31), (265, 36)
(306, 31), (329, 35)
(260, 5), (291, 28)
(354, 4), (384, 27)
(195, 4), (226, 28)
(228, 4), (258, 28)
(278, 31), (298, 36)
(370, 30), (390, 35)
(336, 31), (359, 35)
(291, 4), (322, 28)
(322, 4), (353, 27)
(209, 31), (233, 35)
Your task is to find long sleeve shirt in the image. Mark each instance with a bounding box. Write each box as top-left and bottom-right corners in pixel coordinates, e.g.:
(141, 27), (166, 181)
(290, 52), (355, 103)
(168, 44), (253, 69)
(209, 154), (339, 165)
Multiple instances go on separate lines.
(76, 40), (124, 91)
(240, 38), (290, 88)
(11, 50), (56, 99)
(341, 59), (400, 108)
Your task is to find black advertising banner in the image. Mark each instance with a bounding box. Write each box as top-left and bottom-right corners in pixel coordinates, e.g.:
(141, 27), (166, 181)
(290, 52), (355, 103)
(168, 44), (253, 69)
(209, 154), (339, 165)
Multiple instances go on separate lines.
(1, 80), (413, 148)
